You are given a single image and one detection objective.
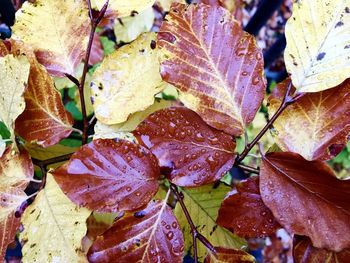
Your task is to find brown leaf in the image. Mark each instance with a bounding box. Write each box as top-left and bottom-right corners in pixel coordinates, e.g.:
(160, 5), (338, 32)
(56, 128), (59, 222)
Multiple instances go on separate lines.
(217, 176), (280, 239)
(14, 45), (74, 147)
(199, 0), (243, 22)
(0, 149), (33, 261)
(88, 199), (185, 263)
(204, 247), (255, 263)
(293, 235), (350, 263)
(157, 3), (266, 136)
(268, 78), (350, 161)
(260, 152), (350, 251)
(134, 107), (236, 187)
(53, 139), (160, 213)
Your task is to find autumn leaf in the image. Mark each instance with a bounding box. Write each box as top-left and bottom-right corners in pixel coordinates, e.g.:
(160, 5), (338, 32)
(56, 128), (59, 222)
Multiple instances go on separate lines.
(95, 0), (155, 17)
(94, 99), (173, 139)
(20, 174), (90, 263)
(114, 7), (155, 43)
(293, 236), (350, 263)
(260, 152), (350, 251)
(174, 184), (245, 260)
(157, 3), (266, 136)
(88, 197), (185, 262)
(13, 45), (74, 147)
(12, 0), (90, 76)
(0, 54), (30, 144)
(89, 33), (104, 65)
(217, 176), (281, 239)
(204, 247), (255, 263)
(157, 0), (186, 12)
(200, 0), (243, 22)
(91, 33), (164, 125)
(53, 139), (160, 212)
(0, 188), (27, 261)
(284, 0), (350, 92)
(134, 107), (236, 187)
(0, 149), (33, 261)
(268, 78), (350, 161)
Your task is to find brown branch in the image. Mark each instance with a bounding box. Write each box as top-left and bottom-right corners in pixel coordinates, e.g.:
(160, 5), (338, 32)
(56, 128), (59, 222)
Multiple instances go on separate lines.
(79, 0), (109, 144)
(236, 83), (301, 163)
(170, 183), (216, 262)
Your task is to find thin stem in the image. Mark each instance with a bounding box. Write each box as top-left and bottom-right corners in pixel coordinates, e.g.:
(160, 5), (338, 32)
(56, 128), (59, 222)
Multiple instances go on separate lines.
(236, 83), (299, 163)
(32, 153), (73, 167)
(237, 164), (259, 174)
(71, 127), (83, 135)
(26, 191), (39, 200)
(170, 183), (216, 262)
(30, 178), (42, 183)
(79, 0), (108, 144)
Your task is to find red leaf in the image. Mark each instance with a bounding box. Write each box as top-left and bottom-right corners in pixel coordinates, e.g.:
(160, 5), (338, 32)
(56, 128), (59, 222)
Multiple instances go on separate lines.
(14, 46), (74, 147)
(260, 152), (350, 251)
(217, 176), (280, 238)
(133, 107), (236, 187)
(293, 236), (350, 263)
(53, 139), (160, 213)
(88, 199), (185, 263)
(157, 3), (265, 136)
(268, 78), (350, 161)
(204, 247), (255, 263)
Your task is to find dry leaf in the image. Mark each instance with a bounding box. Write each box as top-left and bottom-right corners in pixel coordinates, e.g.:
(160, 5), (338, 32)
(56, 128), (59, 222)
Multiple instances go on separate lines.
(95, 0), (155, 17)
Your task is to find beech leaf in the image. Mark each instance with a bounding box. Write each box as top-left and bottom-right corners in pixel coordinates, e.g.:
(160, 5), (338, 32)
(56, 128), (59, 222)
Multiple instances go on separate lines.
(0, 149), (33, 260)
(95, 0), (155, 17)
(53, 139), (160, 212)
(20, 174), (90, 263)
(268, 78), (350, 161)
(284, 0), (350, 92)
(88, 198), (185, 262)
(0, 54), (30, 143)
(293, 235), (350, 263)
(12, 0), (90, 76)
(157, 3), (266, 136)
(91, 33), (164, 125)
(114, 7), (155, 44)
(174, 184), (245, 260)
(134, 107), (236, 187)
(204, 247), (256, 263)
(14, 45), (74, 147)
(260, 152), (350, 251)
(217, 176), (281, 239)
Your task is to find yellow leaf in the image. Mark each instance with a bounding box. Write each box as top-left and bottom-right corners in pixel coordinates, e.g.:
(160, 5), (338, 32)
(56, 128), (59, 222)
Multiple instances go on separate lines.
(0, 54), (30, 144)
(91, 32), (163, 124)
(114, 7), (155, 43)
(285, 0), (350, 92)
(95, 0), (155, 17)
(12, 0), (90, 77)
(157, 0), (186, 12)
(174, 184), (245, 261)
(20, 174), (90, 263)
(93, 99), (173, 139)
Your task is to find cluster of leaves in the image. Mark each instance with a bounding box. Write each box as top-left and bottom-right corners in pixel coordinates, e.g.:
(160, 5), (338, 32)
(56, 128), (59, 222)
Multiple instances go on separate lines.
(0, 0), (350, 262)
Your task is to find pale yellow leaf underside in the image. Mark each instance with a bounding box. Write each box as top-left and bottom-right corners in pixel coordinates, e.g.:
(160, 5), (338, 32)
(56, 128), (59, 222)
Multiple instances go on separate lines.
(0, 55), (30, 142)
(93, 99), (173, 139)
(285, 0), (350, 92)
(114, 7), (155, 43)
(174, 184), (245, 260)
(13, 0), (89, 76)
(91, 32), (163, 125)
(20, 174), (90, 263)
(95, 0), (155, 17)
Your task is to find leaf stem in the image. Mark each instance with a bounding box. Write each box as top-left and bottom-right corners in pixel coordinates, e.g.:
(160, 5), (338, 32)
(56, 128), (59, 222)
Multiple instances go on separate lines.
(235, 83), (300, 163)
(236, 164), (259, 174)
(170, 183), (216, 262)
(79, 0), (108, 145)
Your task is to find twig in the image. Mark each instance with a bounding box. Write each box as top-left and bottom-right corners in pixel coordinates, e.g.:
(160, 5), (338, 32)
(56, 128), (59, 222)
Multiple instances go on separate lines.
(79, 0), (109, 144)
(237, 164), (259, 174)
(170, 183), (216, 262)
(30, 178), (42, 183)
(236, 83), (301, 163)
(32, 154), (73, 167)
